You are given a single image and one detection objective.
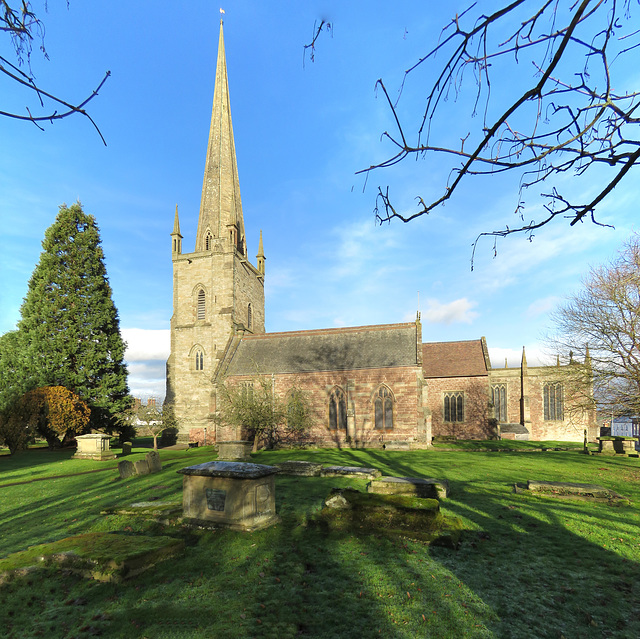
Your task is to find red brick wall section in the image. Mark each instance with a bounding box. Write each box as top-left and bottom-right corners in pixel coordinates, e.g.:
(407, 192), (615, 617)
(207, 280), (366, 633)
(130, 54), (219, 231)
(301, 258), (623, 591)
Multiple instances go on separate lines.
(427, 376), (495, 440)
(224, 366), (424, 448)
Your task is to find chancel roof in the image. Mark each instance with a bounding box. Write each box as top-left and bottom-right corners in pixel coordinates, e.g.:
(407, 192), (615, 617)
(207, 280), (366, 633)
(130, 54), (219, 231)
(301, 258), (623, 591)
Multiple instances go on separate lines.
(226, 323), (419, 376)
(422, 340), (489, 378)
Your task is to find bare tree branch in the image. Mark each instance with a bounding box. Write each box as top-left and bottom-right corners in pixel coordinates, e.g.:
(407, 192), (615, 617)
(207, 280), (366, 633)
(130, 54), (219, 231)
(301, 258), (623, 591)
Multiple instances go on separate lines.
(1, 1), (109, 143)
(359, 0), (639, 254)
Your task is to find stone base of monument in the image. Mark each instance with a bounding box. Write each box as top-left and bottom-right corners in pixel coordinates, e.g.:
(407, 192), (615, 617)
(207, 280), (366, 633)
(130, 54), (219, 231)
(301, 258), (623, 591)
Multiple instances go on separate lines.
(217, 441), (253, 461)
(177, 461), (280, 532)
(73, 434), (116, 461)
(596, 436), (638, 455)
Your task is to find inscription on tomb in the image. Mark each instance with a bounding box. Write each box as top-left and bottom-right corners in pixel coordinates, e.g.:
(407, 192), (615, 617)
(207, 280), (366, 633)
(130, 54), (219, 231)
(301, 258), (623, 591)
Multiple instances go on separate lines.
(205, 488), (227, 511)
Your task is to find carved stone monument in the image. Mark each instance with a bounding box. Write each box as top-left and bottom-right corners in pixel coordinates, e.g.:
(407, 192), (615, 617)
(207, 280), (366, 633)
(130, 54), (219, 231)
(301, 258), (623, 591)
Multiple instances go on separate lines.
(177, 461), (279, 532)
(73, 434), (116, 461)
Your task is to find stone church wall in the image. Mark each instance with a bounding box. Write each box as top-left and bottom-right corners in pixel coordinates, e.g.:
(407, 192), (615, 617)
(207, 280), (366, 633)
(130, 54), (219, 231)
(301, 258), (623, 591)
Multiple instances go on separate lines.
(426, 376), (495, 440)
(212, 365), (425, 448)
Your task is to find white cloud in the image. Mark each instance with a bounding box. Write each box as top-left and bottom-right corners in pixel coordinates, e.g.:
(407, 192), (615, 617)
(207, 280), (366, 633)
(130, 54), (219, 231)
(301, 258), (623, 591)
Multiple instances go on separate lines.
(422, 298), (478, 325)
(122, 328), (170, 401)
(488, 345), (549, 368)
(526, 296), (562, 319)
(122, 328), (170, 361)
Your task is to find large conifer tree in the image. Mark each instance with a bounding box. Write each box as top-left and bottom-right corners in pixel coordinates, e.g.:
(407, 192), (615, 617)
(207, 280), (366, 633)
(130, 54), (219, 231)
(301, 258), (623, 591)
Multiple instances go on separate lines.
(18, 203), (130, 429)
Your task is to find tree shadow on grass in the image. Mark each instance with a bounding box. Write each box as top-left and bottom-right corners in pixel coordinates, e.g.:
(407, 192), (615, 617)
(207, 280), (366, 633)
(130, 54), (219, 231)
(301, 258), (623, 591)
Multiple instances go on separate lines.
(1, 449), (639, 638)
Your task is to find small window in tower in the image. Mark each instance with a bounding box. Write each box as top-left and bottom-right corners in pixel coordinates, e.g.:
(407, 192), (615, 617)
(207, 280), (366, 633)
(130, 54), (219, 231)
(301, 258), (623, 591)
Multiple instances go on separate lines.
(247, 303), (252, 330)
(197, 289), (206, 320)
(205, 233), (212, 251)
(195, 350), (204, 371)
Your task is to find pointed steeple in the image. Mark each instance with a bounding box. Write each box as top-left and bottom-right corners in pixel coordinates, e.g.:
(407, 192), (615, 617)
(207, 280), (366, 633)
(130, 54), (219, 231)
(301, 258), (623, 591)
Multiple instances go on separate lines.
(196, 20), (246, 254)
(171, 204), (183, 255)
(256, 229), (265, 276)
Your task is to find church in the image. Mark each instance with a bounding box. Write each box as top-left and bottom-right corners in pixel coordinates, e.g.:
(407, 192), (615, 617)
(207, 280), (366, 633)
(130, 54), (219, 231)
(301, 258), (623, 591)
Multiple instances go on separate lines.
(165, 23), (596, 447)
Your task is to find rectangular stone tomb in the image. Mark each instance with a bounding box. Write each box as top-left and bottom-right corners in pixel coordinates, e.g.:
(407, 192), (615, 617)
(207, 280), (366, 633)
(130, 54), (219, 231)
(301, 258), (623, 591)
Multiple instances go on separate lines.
(73, 434), (116, 461)
(597, 436), (638, 455)
(321, 466), (382, 480)
(368, 476), (450, 500)
(177, 461), (280, 532)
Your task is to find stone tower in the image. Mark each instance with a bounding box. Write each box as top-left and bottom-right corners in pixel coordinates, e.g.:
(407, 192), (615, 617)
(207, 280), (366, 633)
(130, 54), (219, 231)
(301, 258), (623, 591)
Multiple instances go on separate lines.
(166, 21), (265, 438)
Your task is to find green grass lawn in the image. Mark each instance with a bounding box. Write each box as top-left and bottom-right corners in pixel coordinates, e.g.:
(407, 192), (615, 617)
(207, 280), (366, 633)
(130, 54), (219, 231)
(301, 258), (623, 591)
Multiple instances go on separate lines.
(0, 444), (639, 638)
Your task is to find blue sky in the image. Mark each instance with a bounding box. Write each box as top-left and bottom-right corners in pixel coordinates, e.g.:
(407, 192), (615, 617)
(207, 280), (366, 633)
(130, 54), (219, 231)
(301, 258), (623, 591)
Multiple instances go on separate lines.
(1, 1), (637, 399)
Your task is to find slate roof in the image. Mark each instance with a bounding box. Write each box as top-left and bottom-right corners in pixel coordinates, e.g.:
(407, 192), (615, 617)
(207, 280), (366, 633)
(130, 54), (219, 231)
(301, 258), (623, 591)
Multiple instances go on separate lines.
(422, 340), (488, 378)
(226, 323), (419, 376)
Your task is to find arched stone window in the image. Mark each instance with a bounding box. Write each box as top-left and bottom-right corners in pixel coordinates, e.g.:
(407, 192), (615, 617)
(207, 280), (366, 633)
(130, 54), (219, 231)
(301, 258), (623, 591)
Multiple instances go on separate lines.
(195, 349), (204, 371)
(247, 303), (252, 330)
(197, 289), (206, 320)
(374, 386), (394, 430)
(544, 383), (563, 420)
(444, 391), (464, 423)
(329, 387), (347, 430)
(205, 232), (213, 251)
(491, 384), (507, 422)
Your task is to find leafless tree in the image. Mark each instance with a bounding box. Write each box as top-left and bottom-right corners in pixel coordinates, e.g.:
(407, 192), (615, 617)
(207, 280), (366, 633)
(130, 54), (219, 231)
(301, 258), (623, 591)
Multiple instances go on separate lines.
(307, 2), (639, 262)
(549, 233), (640, 417)
(1, 1), (109, 142)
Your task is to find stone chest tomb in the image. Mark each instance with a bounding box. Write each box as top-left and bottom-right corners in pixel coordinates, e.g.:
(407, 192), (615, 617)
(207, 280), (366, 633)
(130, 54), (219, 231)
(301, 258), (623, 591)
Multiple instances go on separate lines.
(73, 434), (116, 461)
(177, 461), (279, 531)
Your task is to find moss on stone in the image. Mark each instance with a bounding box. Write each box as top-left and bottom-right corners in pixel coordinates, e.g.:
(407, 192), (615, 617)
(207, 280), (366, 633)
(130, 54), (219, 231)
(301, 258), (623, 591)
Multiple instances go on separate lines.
(312, 488), (464, 547)
(0, 532), (184, 582)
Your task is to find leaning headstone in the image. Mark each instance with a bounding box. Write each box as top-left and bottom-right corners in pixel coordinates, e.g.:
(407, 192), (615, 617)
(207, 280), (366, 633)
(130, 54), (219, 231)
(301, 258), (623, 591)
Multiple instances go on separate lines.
(146, 450), (162, 473)
(134, 459), (150, 476)
(122, 442), (132, 455)
(118, 460), (136, 479)
(368, 476), (450, 500)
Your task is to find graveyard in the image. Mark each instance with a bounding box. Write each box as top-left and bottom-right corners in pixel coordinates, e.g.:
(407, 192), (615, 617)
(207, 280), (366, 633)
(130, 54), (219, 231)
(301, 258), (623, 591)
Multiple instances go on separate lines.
(0, 441), (639, 638)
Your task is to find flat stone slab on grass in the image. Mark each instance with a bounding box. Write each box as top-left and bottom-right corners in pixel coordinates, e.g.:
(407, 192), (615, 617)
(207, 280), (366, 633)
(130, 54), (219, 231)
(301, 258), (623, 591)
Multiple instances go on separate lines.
(274, 460), (324, 477)
(368, 476), (450, 500)
(101, 501), (182, 518)
(321, 466), (382, 480)
(0, 532), (184, 583)
(526, 480), (628, 503)
(314, 488), (463, 546)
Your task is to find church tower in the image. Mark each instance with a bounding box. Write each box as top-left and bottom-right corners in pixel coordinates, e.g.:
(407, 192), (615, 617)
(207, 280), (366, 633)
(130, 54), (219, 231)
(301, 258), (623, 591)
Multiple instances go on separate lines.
(166, 21), (265, 438)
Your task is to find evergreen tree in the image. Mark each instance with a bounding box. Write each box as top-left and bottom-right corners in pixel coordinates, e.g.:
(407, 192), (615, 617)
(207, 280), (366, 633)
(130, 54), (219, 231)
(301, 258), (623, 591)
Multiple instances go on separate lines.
(18, 203), (130, 430)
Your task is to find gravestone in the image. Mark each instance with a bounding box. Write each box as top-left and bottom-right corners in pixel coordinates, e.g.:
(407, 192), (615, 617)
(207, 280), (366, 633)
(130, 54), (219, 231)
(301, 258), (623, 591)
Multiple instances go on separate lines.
(122, 441), (132, 455)
(368, 476), (450, 500)
(73, 434), (116, 461)
(321, 466), (382, 480)
(134, 459), (150, 476)
(146, 450), (162, 473)
(177, 461), (280, 531)
(217, 441), (253, 461)
(274, 460), (324, 476)
(118, 460), (136, 479)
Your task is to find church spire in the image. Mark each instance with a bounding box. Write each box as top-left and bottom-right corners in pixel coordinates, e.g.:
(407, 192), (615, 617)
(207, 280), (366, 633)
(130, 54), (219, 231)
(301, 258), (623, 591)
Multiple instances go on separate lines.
(256, 229), (265, 277)
(171, 204), (183, 256)
(195, 20), (246, 254)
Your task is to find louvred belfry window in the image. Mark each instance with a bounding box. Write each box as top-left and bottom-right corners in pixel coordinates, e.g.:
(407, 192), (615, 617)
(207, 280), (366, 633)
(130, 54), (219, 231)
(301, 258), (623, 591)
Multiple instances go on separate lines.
(197, 290), (205, 320)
